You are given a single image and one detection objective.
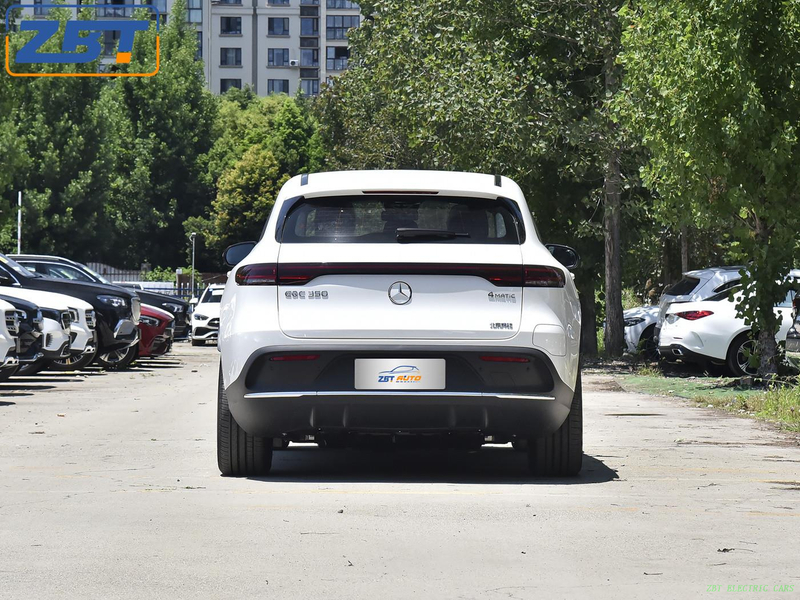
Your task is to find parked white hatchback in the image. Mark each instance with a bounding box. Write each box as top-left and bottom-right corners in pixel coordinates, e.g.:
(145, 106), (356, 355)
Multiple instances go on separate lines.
(658, 290), (796, 376)
(217, 170), (583, 477)
(191, 284), (224, 346)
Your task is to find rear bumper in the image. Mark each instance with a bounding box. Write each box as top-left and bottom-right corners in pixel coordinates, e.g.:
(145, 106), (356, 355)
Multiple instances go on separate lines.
(658, 344), (717, 366)
(225, 345), (574, 438)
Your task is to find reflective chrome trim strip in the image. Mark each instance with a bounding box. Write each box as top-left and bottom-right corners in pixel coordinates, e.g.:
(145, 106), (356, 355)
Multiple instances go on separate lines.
(243, 391), (556, 401)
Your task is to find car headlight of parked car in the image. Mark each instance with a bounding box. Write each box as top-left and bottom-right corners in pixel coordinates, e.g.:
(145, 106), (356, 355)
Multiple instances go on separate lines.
(162, 302), (183, 313)
(140, 315), (160, 327)
(97, 295), (127, 309)
(193, 314), (208, 321)
(624, 317), (645, 327)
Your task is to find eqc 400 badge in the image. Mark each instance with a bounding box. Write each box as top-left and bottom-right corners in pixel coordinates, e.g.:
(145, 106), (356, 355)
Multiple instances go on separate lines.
(4, 3), (159, 77)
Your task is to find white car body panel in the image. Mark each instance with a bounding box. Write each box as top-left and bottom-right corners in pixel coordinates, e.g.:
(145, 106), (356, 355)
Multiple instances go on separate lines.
(0, 287), (94, 353)
(623, 305), (660, 353)
(659, 296), (794, 362)
(219, 171), (581, 393)
(0, 299), (19, 366)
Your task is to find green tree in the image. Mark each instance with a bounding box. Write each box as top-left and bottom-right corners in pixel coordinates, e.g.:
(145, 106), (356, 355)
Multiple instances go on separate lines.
(317, 0), (639, 355)
(116, 0), (217, 266)
(621, 0), (800, 376)
(203, 145), (289, 252)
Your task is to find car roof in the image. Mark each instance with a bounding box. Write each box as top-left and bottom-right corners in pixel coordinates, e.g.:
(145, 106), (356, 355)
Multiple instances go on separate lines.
(10, 254), (79, 266)
(276, 170), (527, 206)
(683, 266), (746, 278)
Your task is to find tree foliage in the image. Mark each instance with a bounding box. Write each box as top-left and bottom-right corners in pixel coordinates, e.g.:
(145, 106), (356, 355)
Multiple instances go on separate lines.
(621, 0), (800, 375)
(317, 0), (646, 355)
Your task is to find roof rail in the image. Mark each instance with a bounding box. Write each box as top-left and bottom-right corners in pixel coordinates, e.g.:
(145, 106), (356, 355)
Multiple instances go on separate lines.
(300, 173), (309, 186)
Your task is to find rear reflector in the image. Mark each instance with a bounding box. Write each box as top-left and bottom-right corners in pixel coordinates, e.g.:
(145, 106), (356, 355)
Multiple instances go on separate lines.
(269, 354), (320, 361)
(676, 310), (714, 320)
(523, 266), (566, 288)
(480, 356), (530, 363)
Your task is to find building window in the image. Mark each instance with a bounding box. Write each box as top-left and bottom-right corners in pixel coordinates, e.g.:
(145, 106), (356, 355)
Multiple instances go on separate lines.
(33, 0), (49, 16)
(186, 0), (201, 23)
(221, 17), (242, 34)
(220, 47), (242, 66)
(144, 0), (167, 18)
(103, 30), (120, 56)
(300, 37), (318, 48)
(220, 79), (242, 93)
(300, 79), (319, 96)
(326, 46), (349, 71)
(300, 5), (318, 16)
(196, 31), (202, 59)
(300, 48), (319, 67)
(268, 17), (289, 36)
(268, 0), (289, 4)
(300, 17), (318, 36)
(326, 0), (358, 8)
(326, 15), (359, 39)
(268, 48), (290, 66)
(268, 79), (290, 94)
(219, 0), (242, 4)
(300, 0), (319, 4)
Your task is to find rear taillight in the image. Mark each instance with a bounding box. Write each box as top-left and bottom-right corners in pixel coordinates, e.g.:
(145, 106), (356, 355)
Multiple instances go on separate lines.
(523, 266), (565, 288)
(480, 355), (530, 363)
(676, 310), (714, 320)
(269, 354), (320, 361)
(236, 264), (277, 286)
(235, 263), (565, 288)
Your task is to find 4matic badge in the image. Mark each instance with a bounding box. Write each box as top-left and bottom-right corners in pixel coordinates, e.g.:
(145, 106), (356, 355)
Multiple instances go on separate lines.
(488, 292), (516, 303)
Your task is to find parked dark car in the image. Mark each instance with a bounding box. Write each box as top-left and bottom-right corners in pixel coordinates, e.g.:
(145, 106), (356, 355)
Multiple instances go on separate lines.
(0, 254), (140, 361)
(12, 254), (191, 340)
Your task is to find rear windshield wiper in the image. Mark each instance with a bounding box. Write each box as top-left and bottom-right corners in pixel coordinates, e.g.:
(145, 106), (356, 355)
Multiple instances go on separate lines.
(396, 228), (471, 242)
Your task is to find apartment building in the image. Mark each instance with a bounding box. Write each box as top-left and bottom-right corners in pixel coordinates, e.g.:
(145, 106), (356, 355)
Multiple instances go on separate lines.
(17, 0), (361, 96)
(202, 0), (361, 95)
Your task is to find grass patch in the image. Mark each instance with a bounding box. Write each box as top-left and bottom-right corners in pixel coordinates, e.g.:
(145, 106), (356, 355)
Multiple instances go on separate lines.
(617, 371), (800, 432)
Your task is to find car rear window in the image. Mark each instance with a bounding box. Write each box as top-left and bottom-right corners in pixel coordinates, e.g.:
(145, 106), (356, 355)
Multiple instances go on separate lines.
(280, 195), (522, 244)
(665, 276), (700, 296)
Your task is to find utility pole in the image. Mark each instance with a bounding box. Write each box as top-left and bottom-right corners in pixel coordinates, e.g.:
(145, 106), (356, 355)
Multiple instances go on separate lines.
(17, 192), (22, 254)
(190, 232), (197, 300)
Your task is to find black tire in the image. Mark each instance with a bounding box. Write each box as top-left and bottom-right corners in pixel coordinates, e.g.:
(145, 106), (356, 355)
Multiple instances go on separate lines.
(726, 332), (758, 377)
(528, 372), (583, 477)
(16, 358), (49, 376)
(639, 325), (659, 361)
(191, 338), (205, 347)
(48, 350), (97, 372)
(95, 345), (137, 370)
(0, 365), (19, 382)
(217, 367), (273, 477)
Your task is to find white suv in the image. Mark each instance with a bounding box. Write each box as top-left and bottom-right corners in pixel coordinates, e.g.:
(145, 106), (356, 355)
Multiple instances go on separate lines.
(218, 171), (582, 477)
(191, 284), (224, 346)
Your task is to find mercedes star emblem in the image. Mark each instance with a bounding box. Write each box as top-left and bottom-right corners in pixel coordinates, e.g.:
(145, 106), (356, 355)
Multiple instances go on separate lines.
(388, 281), (412, 305)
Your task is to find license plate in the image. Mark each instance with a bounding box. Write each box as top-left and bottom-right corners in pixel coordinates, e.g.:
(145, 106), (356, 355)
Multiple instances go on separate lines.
(354, 358), (445, 390)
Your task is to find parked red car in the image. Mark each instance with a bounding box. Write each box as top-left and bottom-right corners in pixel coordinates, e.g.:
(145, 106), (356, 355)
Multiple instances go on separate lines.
(138, 304), (174, 358)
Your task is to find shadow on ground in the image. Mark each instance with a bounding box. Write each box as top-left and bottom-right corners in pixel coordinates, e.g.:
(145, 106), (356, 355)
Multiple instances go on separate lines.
(253, 447), (618, 485)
